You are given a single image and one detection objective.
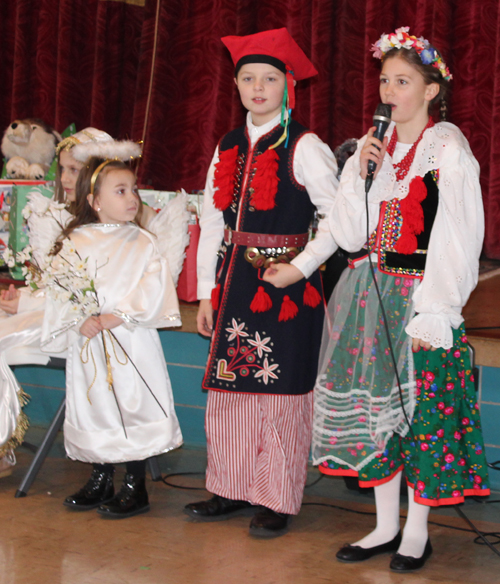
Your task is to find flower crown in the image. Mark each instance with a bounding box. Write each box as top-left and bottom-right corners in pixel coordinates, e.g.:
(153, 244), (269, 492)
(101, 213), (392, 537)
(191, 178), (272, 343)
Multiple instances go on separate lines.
(371, 27), (452, 81)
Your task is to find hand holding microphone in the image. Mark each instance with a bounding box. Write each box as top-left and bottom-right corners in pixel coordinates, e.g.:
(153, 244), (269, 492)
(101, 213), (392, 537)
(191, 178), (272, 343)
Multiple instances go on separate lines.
(360, 103), (392, 193)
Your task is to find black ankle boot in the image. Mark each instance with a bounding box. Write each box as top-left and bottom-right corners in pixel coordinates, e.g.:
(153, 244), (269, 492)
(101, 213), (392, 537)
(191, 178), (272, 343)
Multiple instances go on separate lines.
(96, 473), (150, 519)
(64, 466), (115, 510)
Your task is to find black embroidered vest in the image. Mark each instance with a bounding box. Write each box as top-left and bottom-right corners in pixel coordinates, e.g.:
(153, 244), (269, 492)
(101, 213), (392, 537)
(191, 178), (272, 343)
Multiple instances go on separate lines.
(350, 171), (439, 278)
(218, 119), (315, 235)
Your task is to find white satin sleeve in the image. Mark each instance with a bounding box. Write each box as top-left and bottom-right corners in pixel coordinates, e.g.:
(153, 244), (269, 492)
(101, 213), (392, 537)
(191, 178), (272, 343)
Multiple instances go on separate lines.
(18, 287), (45, 313)
(113, 249), (181, 329)
(197, 146), (224, 299)
(405, 137), (484, 349)
(290, 133), (339, 278)
(329, 132), (397, 252)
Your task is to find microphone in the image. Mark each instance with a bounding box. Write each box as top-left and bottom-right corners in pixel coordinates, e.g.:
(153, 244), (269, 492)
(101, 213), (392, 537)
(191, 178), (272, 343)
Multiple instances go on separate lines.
(365, 103), (392, 193)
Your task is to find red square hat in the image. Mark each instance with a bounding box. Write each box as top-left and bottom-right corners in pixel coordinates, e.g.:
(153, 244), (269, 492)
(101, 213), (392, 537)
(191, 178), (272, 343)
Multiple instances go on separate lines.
(221, 28), (317, 110)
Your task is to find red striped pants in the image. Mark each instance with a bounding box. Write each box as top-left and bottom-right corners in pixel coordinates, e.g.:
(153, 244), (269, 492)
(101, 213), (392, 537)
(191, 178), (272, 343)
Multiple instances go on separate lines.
(205, 390), (313, 515)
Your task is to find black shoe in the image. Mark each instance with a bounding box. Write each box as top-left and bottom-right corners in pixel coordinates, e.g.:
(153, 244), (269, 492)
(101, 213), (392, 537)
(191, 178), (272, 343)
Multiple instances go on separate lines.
(390, 539), (433, 573)
(96, 473), (150, 519)
(249, 508), (290, 538)
(184, 494), (255, 522)
(336, 531), (402, 563)
(63, 467), (115, 510)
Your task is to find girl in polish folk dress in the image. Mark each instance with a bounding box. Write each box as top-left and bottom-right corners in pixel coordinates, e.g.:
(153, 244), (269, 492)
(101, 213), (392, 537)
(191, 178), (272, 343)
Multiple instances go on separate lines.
(313, 28), (489, 572)
(185, 28), (338, 537)
(42, 151), (183, 519)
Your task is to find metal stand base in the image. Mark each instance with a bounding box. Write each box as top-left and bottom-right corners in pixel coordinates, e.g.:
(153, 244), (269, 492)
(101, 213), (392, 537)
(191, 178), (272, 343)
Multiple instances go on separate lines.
(16, 397), (65, 498)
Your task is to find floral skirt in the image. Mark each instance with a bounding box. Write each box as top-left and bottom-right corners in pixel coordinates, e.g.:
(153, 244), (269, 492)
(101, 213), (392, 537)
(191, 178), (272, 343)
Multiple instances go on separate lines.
(313, 264), (490, 506)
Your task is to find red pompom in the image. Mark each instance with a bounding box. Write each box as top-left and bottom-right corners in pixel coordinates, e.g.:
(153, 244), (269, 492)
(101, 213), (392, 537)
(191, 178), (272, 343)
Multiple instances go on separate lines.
(211, 283), (221, 311)
(213, 145), (239, 211)
(396, 175), (427, 255)
(303, 282), (321, 308)
(250, 286), (272, 313)
(278, 295), (298, 322)
(250, 148), (279, 211)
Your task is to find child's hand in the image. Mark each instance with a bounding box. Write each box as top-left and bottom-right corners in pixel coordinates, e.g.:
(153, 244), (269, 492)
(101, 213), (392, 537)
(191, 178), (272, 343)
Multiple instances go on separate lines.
(0, 285), (21, 314)
(80, 316), (103, 339)
(0, 285), (21, 313)
(360, 126), (388, 180)
(3, 284), (19, 301)
(99, 314), (123, 330)
(411, 337), (438, 352)
(262, 263), (303, 289)
(197, 299), (213, 337)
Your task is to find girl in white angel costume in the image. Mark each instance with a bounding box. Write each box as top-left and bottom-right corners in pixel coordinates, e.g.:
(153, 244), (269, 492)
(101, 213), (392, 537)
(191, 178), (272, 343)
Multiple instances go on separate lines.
(0, 128), (110, 476)
(41, 149), (184, 518)
(0, 131), (189, 489)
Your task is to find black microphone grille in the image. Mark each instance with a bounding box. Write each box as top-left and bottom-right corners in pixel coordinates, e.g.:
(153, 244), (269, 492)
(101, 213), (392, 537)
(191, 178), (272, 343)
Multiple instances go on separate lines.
(374, 103), (392, 120)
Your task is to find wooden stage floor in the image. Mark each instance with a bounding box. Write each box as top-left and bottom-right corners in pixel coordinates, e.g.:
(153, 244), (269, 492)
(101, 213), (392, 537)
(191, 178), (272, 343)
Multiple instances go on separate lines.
(0, 444), (499, 584)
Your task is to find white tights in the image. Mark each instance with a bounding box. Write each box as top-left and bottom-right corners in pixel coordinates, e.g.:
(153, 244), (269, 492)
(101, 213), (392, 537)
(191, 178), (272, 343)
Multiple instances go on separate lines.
(354, 472), (430, 558)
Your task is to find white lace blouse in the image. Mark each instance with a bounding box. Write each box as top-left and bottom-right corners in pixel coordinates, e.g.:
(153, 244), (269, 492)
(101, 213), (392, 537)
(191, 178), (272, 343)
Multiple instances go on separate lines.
(329, 121), (484, 350)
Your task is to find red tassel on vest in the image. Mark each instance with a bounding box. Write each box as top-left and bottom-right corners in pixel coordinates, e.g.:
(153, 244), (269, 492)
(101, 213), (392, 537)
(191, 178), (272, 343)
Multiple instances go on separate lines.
(303, 282), (321, 308)
(396, 175), (427, 255)
(250, 286), (272, 313)
(211, 284), (221, 311)
(278, 295), (298, 322)
(213, 145), (239, 211)
(250, 148), (279, 211)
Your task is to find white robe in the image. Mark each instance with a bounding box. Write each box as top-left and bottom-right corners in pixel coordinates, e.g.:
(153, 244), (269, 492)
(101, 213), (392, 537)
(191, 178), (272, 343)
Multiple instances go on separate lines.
(41, 223), (183, 463)
(0, 192), (71, 457)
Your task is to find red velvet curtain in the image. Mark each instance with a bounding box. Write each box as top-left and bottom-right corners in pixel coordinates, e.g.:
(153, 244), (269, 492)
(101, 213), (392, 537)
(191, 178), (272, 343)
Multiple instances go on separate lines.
(1, 0), (500, 257)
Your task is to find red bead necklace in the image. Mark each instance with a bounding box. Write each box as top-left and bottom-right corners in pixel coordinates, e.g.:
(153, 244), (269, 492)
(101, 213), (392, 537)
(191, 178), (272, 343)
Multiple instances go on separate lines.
(387, 118), (435, 181)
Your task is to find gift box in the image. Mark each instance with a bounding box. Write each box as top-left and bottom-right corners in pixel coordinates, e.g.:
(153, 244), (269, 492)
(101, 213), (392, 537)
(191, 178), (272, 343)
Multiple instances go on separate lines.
(176, 223), (200, 302)
(7, 182), (53, 279)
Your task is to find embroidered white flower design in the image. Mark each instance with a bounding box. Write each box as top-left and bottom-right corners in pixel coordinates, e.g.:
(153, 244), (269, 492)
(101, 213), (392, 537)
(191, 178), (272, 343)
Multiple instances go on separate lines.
(216, 321), (279, 384)
(247, 332), (271, 358)
(226, 318), (249, 342)
(254, 357), (279, 385)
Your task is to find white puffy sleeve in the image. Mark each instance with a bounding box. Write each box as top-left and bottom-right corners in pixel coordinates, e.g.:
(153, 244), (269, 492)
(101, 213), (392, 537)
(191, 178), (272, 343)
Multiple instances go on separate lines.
(197, 146), (225, 299)
(113, 244), (181, 329)
(329, 129), (397, 252)
(405, 133), (484, 349)
(17, 287), (45, 313)
(290, 133), (339, 278)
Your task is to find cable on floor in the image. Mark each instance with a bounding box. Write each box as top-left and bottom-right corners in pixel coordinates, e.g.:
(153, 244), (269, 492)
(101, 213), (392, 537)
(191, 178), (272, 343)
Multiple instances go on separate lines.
(160, 471), (205, 490)
(160, 470), (500, 556)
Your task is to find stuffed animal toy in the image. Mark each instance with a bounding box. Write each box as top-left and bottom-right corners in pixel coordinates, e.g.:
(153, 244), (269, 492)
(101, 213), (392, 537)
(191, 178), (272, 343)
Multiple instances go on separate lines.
(1, 119), (62, 180)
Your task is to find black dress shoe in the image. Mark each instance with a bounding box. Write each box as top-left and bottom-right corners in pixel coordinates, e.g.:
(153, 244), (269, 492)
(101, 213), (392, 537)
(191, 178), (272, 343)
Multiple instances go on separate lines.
(249, 508), (290, 538)
(390, 538), (433, 572)
(184, 494), (255, 522)
(336, 531), (402, 563)
(63, 467), (115, 510)
(97, 473), (150, 519)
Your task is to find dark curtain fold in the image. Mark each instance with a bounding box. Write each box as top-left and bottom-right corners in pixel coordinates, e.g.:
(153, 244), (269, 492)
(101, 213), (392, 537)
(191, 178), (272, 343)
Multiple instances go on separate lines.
(0, 0), (499, 257)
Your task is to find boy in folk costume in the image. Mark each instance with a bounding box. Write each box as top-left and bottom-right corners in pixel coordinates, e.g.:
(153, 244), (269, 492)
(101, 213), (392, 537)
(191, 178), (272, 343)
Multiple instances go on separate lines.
(185, 28), (338, 537)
